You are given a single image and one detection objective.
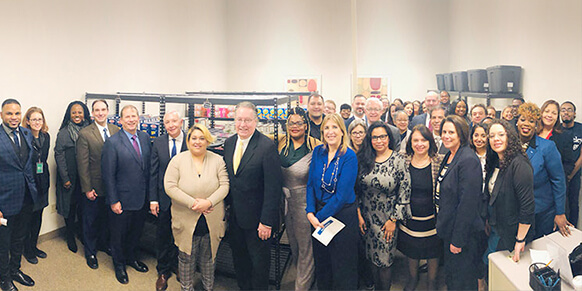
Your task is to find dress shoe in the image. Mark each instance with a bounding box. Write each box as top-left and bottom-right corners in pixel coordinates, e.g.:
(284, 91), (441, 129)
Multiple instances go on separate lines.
(0, 280), (17, 291)
(11, 270), (34, 287)
(24, 255), (38, 265)
(35, 248), (47, 259)
(66, 236), (77, 253)
(127, 260), (148, 273)
(86, 255), (99, 269)
(155, 273), (171, 291)
(114, 266), (128, 284)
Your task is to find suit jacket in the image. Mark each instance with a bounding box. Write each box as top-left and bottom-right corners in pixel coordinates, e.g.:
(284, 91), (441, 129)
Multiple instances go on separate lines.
(0, 126), (38, 216)
(102, 130), (151, 211)
(77, 123), (120, 196)
(149, 132), (188, 212)
(410, 113), (428, 129)
(32, 131), (50, 211)
(223, 130), (283, 230)
(436, 145), (483, 248)
(486, 154), (535, 251)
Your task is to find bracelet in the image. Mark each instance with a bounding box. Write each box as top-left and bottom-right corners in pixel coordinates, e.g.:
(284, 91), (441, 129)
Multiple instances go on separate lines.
(516, 237), (526, 243)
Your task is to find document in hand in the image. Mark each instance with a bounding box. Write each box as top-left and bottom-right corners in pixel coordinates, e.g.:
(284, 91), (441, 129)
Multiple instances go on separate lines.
(312, 216), (345, 246)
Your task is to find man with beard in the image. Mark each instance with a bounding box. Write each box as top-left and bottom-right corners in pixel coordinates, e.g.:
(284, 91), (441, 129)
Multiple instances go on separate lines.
(558, 101), (582, 227)
(345, 94), (366, 129)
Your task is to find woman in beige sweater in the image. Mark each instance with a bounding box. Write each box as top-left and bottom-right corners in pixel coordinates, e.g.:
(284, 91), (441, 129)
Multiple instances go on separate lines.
(164, 124), (229, 291)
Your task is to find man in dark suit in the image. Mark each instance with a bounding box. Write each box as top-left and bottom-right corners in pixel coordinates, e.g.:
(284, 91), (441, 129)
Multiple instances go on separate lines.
(307, 94), (325, 140)
(102, 105), (151, 284)
(76, 99), (120, 270)
(224, 101), (283, 290)
(149, 110), (187, 291)
(344, 94), (366, 129)
(429, 106), (450, 154)
(410, 91), (440, 129)
(0, 99), (38, 291)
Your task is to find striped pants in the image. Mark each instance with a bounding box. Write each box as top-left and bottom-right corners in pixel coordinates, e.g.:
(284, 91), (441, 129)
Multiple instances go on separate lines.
(178, 234), (214, 291)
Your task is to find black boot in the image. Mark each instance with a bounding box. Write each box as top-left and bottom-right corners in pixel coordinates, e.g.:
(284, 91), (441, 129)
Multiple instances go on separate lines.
(65, 218), (77, 253)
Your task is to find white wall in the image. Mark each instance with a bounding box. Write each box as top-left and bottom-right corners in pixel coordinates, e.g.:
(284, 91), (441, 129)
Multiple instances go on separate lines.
(0, 0), (228, 235)
(225, 0), (353, 104)
(357, 0), (450, 101)
(448, 0), (582, 110)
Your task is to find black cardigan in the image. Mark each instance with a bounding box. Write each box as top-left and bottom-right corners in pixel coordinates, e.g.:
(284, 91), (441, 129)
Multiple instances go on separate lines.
(486, 154), (535, 251)
(436, 145), (484, 248)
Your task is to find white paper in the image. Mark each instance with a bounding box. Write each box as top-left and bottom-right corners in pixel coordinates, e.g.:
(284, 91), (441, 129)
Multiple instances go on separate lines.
(0, 218), (7, 226)
(530, 249), (551, 265)
(312, 216), (345, 246)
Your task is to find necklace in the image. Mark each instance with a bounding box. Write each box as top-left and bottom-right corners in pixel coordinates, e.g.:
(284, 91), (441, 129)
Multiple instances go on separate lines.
(321, 157), (340, 193)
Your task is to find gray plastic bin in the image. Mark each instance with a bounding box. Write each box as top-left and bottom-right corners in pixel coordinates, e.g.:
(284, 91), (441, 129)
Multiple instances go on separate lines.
(436, 74), (445, 91)
(467, 69), (488, 92)
(444, 73), (454, 91)
(487, 65), (522, 93)
(452, 71), (469, 92)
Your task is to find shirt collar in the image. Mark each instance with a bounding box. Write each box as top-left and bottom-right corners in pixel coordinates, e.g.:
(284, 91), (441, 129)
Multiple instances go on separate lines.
(169, 131), (183, 143)
(2, 123), (18, 136)
(123, 129), (138, 139)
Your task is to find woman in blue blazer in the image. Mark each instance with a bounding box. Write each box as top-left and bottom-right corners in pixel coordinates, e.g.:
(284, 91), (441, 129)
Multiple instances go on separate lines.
(436, 115), (484, 290)
(516, 103), (571, 239)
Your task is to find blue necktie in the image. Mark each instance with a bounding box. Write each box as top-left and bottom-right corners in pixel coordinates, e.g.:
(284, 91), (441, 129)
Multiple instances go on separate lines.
(171, 138), (177, 158)
(103, 128), (109, 141)
(12, 130), (20, 151)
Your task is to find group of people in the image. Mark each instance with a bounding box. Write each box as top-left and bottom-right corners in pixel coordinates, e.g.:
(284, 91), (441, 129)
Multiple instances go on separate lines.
(0, 90), (580, 291)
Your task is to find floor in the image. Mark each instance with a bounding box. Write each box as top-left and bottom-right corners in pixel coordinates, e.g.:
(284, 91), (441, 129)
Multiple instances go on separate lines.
(17, 234), (446, 290)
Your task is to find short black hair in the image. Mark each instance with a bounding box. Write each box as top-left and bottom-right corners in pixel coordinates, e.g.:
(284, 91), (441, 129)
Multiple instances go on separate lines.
(2, 98), (20, 108)
(512, 97), (525, 104)
(340, 103), (351, 111)
(562, 101), (577, 112)
(308, 94), (324, 103)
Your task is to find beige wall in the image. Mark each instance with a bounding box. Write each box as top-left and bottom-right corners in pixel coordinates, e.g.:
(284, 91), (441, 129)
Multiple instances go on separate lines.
(0, 0), (228, 235)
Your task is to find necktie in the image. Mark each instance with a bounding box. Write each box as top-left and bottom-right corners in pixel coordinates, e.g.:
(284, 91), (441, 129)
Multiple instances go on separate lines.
(171, 138), (177, 158)
(12, 130), (20, 151)
(233, 140), (243, 174)
(103, 128), (109, 141)
(131, 135), (141, 158)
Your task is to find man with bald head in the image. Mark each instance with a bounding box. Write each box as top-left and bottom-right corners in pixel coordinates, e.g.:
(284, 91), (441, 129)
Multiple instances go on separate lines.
(149, 110), (187, 291)
(410, 91), (440, 129)
(364, 97), (401, 150)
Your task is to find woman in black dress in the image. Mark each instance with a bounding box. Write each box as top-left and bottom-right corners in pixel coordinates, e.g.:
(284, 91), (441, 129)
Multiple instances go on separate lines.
(22, 107), (50, 263)
(398, 125), (443, 291)
(54, 101), (91, 253)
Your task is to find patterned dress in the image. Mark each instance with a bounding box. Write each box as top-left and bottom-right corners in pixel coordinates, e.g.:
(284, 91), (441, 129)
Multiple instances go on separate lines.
(358, 152), (411, 268)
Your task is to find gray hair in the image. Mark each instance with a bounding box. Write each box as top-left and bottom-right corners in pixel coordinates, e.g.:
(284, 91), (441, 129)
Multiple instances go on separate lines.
(365, 97), (382, 108)
(235, 101), (258, 120)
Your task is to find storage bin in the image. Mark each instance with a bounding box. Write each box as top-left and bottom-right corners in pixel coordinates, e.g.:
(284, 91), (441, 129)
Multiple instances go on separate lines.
(436, 74), (445, 91)
(452, 71), (469, 92)
(444, 73), (454, 91)
(487, 65), (522, 93)
(467, 69), (488, 92)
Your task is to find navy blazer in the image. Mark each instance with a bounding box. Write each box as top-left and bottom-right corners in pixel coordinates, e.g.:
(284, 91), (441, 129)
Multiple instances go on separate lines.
(410, 113), (428, 129)
(0, 126), (38, 216)
(223, 130), (283, 230)
(149, 132), (188, 212)
(102, 130), (151, 211)
(436, 145), (484, 248)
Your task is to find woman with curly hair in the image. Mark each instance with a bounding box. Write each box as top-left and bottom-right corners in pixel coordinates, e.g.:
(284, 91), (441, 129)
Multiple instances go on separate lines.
(450, 99), (470, 124)
(484, 119), (535, 263)
(516, 102), (570, 238)
(356, 121), (411, 290)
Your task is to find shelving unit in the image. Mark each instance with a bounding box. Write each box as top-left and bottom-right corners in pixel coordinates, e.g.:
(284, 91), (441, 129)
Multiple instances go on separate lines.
(85, 90), (306, 290)
(448, 91), (523, 106)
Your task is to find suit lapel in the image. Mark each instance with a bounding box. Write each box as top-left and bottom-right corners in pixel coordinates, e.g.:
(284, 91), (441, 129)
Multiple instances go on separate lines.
(440, 147), (464, 181)
(180, 131), (188, 152)
(161, 134), (170, 161)
(489, 168), (505, 205)
(90, 124), (103, 144)
(138, 132), (149, 168)
(120, 131), (142, 165)
(236, 131), (258, 175)
(0, 129), (20, 166)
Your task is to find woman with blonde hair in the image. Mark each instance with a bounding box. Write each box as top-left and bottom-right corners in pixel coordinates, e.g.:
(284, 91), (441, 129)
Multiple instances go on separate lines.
(306, 113), (359, 290)
(164, 123), (229, 291)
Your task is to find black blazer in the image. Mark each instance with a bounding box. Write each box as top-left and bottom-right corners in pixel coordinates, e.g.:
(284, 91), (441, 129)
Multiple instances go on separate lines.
(486, 154), (535, 251)
(149, 132), (188, 212)
(223, 130), (283, 230)
(32, 132), (50, 211)
(102, 130), (151, 211)
(436, 145), (484, 248)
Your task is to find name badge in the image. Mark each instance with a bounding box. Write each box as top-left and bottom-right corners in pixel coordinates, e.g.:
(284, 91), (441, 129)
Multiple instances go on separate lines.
(36, 162), (43, 174)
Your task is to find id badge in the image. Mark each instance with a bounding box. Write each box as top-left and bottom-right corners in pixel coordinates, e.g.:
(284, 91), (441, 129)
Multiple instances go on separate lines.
(36, 162), (43, 174)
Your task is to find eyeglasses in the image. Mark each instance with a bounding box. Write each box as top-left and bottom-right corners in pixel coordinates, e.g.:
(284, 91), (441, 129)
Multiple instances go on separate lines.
(29, 118), (43, 123)
(366, 108), (381, 112)
(288, 121), (305, 127)
(235, 118), (255, 124)
(395, 119), (408, 123)
(561, 108), (575, 113)
(371, 134), (388, 141)
(351, 131), (365, 136)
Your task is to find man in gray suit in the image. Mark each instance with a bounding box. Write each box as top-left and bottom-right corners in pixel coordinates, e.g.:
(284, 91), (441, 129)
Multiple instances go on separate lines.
(76, 100), (119, 269)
